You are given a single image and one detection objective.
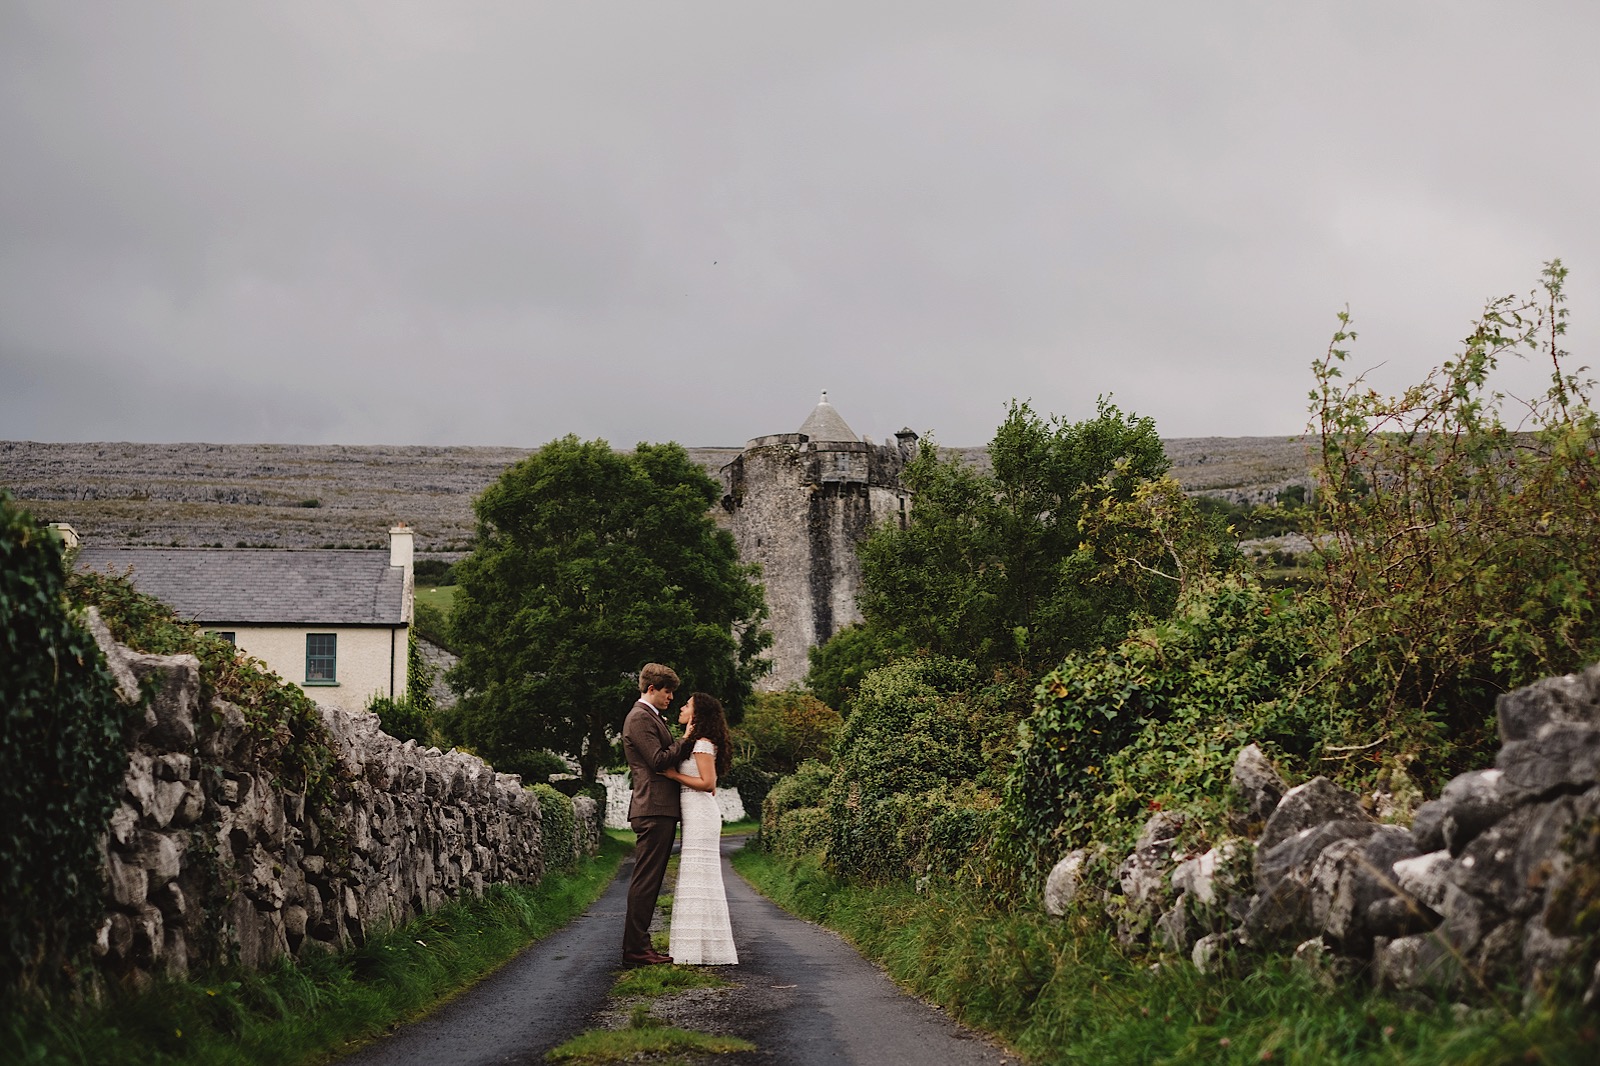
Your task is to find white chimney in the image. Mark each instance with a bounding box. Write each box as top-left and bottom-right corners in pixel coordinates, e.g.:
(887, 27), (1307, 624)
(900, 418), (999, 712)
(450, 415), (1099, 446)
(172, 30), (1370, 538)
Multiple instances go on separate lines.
(48, 522), (80, 549)
(389, 524), (414, 570)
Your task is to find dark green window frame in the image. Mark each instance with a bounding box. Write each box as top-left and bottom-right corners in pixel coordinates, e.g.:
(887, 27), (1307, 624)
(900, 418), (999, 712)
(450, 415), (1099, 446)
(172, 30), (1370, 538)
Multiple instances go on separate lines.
(306, 633), (337, 684)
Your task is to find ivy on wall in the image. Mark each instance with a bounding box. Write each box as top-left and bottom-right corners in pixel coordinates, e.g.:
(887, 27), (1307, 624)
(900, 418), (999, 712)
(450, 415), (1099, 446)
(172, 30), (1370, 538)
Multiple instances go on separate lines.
(0, 494), (138, 999)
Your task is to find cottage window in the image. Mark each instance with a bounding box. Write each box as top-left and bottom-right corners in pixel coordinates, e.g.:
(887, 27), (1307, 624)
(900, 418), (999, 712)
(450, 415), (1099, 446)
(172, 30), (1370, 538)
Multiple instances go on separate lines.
(306, 633), (337, 683)
(211, 631), (236, 645)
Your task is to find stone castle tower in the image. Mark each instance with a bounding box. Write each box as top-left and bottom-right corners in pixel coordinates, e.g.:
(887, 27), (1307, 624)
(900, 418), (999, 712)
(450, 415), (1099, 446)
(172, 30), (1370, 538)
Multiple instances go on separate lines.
(718, 393), (916, 689)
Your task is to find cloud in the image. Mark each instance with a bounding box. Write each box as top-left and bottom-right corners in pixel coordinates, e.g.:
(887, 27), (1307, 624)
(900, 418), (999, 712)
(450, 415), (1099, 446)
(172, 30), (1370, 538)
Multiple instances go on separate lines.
(2, 1), (1595, 448)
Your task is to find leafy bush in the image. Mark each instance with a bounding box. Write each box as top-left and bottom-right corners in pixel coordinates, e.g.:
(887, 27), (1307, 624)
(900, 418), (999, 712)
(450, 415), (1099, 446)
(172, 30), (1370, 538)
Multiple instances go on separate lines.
(532, 783), (576, 873)
(412, 598), (452, 651)
(737, 690), (842, 773)
(1308, 260), (1600, 786)
(412, 558), (456, 585)
(1005, 575), (1329, 867)
(804, 623), (912, 717)
(722, 762), (776, 819)
(500, 749), (572, 784)
(367, 632), (439, 745)
(832, 657), (1022, 798)
(823, 657), (1026, 883)
(367, 695), (431, 745)
(769, 805), (831, 859)
(758, 760), (836, 851)
(1, 496), (136, 999)
(67, 569), (340, 843)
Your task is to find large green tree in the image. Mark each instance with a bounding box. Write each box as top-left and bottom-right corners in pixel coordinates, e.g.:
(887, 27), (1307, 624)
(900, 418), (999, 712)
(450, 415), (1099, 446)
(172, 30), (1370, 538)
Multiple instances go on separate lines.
(446, 437), (770, 780)
(832, 399), (1237, 682)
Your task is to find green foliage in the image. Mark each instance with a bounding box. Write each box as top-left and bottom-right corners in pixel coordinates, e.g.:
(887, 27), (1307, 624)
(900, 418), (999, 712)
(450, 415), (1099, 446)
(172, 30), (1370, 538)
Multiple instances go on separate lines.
(759, 760), (834, 827)
(722, 761), (777, 819)
(1194, 490), (1312, 540)
(406, 627), (436, 715)
(803, 622), (912, 716)
(506, 749), (572, 784)
(366, 631), (439, 744)
(411, 558), (456, 585)
(1006, 575), (1330, 865)
(848, 399), (1237, 678)
(446, 436), (771, 779)
(736, 689), (842, 773)
(366, 695), (430, 745)
(68, 569), (340, 848)
(823, 657), (1026, 882)
(532, 783), (577, 874)
(546, 1022), (754, 1062)
(733, 846), (1598, 1066)
(757, 760), (836, 856)
(0, 494), (137, 999)
(1308, 260), (1600, 785)
(412, 597), (451, 649)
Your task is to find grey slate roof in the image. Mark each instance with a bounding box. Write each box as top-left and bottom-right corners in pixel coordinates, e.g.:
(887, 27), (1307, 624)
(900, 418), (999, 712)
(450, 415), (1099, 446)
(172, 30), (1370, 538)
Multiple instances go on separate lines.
(797, 390), (859, 443)
(75, 547), (407, 626)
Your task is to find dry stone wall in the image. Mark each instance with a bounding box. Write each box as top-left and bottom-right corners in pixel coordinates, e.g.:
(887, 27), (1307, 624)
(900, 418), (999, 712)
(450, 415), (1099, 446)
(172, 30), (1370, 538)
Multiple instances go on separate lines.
(85, 611), (597, 987)
(598, 771), (746, 829)
(1046, 666), (1600, 1010)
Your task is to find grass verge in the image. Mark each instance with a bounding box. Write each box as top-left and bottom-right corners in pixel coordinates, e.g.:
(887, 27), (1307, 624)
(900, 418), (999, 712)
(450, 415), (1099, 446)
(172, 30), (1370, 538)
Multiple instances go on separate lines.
(7, 835), (629, 1066)
(546, 1016), (753, 1064)
(544, 967), (747, 1063)
(731, 846), (1600, 1065)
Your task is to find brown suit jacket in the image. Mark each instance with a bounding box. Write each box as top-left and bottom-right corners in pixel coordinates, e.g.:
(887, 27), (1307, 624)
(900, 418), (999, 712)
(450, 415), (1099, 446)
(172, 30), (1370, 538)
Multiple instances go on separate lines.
(622, 700), (690, 820)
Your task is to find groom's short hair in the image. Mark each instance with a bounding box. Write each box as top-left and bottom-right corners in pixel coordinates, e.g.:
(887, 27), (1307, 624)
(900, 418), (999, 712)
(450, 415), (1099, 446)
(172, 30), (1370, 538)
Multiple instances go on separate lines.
(639, 663), (680, 693)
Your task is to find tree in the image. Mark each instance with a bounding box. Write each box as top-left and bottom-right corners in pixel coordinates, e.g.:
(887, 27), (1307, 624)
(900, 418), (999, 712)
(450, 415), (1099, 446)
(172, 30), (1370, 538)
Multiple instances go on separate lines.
(841, 399), (1235, 677)
(446, 437), (770, 780)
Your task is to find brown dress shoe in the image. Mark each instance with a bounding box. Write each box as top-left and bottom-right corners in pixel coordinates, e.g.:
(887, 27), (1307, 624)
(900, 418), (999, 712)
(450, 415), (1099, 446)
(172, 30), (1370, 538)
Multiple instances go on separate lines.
(622, 950), (673, 967)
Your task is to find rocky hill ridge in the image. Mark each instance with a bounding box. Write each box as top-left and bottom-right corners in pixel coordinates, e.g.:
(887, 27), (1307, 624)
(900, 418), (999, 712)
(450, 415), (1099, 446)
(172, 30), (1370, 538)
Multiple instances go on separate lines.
(1, 437), (1314, 551)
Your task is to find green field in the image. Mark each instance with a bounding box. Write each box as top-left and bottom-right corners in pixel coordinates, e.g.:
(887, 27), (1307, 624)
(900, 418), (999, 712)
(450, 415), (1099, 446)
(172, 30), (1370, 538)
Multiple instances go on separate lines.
(415, 584), (456, 613)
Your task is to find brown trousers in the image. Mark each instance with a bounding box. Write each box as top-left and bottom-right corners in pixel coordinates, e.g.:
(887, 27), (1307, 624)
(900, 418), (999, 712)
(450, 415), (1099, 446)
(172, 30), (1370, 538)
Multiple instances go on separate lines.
(624, 815), (678, 955)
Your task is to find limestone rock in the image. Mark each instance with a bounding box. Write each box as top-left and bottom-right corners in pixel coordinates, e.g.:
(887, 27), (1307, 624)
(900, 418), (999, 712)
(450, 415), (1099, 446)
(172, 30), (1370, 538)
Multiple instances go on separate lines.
(1392, 849), (1454, 914)
(82, 607), (142, 705)
(1374, 932), (1458, 992)
(1045, 850), (1090, 916)
(1497, 722), (1600, 796)
(1245, 819), (1377, 946)
(1496, 663), (1600, 743)
(1259, 777), (1371, 852)
(1231, 743), (1287, 825)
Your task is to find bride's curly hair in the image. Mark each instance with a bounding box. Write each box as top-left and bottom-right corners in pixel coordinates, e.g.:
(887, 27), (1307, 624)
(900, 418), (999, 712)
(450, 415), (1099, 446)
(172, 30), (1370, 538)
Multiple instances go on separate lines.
(687, 692), (732, 777)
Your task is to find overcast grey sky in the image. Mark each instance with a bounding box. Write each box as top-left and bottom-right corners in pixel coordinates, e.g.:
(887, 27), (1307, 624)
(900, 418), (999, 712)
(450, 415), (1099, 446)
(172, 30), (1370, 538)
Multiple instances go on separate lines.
(2, 2), (1595, 449)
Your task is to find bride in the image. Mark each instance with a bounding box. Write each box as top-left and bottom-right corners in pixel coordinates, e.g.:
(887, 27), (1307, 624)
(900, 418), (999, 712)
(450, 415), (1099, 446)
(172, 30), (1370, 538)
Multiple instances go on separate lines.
(663, 692), (738, 965)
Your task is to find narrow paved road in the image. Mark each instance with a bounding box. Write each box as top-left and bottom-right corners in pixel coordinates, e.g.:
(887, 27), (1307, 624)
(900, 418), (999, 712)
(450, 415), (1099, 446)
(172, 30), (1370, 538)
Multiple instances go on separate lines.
(336, 837), (1013, 1065)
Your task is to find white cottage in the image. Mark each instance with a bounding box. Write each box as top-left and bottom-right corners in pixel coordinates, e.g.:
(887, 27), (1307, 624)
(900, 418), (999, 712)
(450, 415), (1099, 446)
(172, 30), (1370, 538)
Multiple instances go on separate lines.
(75, 527), (414, 713)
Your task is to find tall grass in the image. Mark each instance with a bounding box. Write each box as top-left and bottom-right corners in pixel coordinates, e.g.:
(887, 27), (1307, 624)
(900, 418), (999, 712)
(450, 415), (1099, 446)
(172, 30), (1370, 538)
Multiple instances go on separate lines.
(6, 836), (628, 1066)
(732, 847), (1598, 1065)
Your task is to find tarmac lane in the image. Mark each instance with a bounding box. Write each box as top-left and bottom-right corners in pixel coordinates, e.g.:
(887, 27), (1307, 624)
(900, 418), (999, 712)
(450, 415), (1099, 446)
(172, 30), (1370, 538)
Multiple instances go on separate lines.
(336, 836), (1013, 1066)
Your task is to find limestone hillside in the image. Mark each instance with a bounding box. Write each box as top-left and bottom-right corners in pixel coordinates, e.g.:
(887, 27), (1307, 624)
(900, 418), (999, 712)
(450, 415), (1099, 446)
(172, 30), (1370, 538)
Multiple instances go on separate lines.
(0, 437), (1314, 552)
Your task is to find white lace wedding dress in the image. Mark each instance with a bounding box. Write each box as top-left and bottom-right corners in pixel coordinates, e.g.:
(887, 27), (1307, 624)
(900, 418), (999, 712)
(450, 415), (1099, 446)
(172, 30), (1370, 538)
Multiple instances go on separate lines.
(669, 739), (738, 965)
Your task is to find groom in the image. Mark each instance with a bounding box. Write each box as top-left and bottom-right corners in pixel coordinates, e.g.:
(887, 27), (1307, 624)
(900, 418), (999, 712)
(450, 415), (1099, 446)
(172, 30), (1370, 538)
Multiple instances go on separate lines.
(620, 662), (692, 966)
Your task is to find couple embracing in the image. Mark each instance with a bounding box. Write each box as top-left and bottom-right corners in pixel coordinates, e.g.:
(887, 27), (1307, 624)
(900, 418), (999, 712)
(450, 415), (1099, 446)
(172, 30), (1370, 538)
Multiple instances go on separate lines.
(620, 662), (739, 968)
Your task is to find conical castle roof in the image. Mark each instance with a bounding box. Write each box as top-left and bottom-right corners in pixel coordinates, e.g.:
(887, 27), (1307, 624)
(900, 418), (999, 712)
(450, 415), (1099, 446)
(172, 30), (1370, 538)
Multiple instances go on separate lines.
(797, 391), (858, 443)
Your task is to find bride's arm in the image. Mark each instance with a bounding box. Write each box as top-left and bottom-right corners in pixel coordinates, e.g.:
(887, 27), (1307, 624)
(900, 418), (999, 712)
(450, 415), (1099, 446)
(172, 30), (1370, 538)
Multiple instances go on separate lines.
(686, 749), (717, 792)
